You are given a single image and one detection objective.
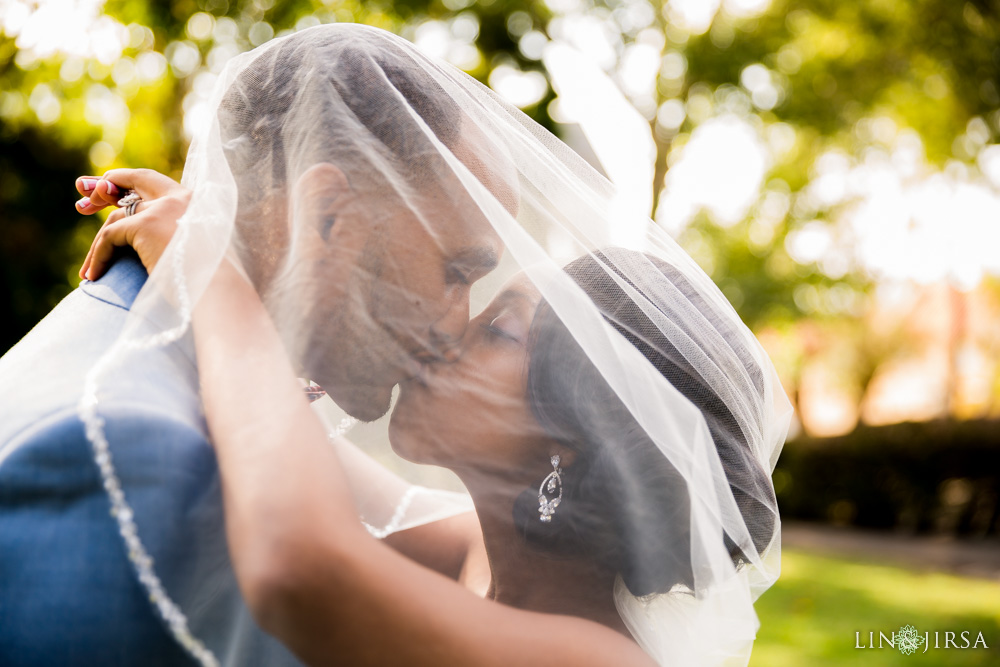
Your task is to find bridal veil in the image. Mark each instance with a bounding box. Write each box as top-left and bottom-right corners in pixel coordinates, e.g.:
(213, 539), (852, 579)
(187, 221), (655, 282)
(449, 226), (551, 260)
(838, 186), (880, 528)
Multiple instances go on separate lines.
(81, 23), (792, 667)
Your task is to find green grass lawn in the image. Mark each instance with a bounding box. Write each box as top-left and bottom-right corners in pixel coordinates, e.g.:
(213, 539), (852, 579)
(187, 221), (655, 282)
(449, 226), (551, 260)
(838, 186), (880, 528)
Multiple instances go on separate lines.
(750, 549), (1000, 666)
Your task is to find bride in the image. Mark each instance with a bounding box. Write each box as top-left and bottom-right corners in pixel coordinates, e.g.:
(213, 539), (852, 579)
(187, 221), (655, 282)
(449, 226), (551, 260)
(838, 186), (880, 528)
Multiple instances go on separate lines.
(75, 23), (790, 667)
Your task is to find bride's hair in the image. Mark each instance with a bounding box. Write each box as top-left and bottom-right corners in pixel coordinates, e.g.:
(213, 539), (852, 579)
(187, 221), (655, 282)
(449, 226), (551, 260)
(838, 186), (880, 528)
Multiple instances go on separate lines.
(515, 248), (776, 597)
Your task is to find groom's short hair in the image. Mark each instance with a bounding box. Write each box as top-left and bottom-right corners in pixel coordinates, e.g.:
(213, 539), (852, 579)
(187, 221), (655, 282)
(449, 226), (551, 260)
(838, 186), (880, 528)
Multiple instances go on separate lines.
(218, 25), (463, 194)
(216, 25), (517, 295)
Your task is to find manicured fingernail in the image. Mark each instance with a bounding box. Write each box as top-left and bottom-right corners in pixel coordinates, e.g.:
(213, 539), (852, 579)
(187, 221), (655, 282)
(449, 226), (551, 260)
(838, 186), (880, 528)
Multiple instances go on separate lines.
(79, 178), (97, 192)
(103, 181), (120, 196)
(77, 197), (92, 209)
(86, 268), (93, 281)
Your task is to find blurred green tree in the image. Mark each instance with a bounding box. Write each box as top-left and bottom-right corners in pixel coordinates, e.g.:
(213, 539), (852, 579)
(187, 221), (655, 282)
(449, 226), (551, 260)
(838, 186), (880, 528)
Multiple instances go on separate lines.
(1, 0), (998, 376)
(0, 0), (549, 352)
(671, 0), (999, 326)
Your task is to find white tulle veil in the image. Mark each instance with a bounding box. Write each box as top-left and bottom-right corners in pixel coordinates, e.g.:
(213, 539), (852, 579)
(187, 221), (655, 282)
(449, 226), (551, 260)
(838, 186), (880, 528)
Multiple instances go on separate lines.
(80, 23), (792, 667)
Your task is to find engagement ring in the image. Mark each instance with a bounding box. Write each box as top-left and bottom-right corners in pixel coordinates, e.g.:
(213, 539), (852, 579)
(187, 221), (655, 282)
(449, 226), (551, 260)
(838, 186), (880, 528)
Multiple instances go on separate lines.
(117, 191), (142, 217)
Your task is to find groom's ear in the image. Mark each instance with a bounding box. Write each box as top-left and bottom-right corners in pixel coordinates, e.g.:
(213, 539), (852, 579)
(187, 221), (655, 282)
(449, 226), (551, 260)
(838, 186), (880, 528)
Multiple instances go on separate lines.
(292, 162), (353, 243)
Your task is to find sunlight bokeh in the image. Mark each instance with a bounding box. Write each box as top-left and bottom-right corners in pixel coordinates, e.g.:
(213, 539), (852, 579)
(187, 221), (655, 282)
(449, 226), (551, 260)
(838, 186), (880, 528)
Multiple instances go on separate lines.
(3, 0), (1000, 435)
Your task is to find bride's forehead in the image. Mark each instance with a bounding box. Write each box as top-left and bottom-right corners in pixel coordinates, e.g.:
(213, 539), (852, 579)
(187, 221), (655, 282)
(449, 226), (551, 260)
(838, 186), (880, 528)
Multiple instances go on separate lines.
(492, 272), (542, 304)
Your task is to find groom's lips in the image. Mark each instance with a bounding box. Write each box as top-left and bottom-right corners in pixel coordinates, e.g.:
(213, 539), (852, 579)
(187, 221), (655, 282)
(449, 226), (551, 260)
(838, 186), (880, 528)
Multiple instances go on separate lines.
(400, 349), (441, 389)
(388, 329), (442, 384)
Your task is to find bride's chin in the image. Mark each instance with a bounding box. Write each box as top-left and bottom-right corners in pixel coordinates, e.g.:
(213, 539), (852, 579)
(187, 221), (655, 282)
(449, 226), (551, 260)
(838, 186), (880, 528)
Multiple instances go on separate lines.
(388, 406), (450, 468)
(390, 381), (468, 467)
(387, 424), (433, 465)
(387, 402), (426, 463)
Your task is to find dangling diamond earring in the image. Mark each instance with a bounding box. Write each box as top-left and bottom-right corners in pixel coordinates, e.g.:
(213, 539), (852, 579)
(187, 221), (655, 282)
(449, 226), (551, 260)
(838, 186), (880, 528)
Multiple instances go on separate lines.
(538, 454), (563, 523)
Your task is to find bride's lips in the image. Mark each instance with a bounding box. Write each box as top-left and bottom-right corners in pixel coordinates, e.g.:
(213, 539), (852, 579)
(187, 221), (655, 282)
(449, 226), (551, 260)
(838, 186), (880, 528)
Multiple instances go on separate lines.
(399, 351), (437, 389)
(386, 327), (439, 386)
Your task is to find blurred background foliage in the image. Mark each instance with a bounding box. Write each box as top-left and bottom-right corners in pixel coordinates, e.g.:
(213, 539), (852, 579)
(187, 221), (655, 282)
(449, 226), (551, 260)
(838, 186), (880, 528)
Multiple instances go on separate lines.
(2, 1), (1000, 523)
(3, 1), (1000, 655)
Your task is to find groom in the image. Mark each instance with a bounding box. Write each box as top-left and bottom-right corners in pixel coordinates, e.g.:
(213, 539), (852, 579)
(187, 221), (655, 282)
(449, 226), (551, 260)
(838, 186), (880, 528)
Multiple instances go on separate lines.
(0, 27), (511, 666)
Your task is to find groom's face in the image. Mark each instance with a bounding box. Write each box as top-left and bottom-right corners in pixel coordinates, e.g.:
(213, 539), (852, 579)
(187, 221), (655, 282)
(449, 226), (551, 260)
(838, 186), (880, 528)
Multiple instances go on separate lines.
(289, 131), (514, 421)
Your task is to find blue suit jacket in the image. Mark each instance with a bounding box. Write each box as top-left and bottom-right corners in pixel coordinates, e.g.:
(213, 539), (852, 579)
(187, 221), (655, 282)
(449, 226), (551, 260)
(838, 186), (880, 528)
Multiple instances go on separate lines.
(0, 253), (301, 666)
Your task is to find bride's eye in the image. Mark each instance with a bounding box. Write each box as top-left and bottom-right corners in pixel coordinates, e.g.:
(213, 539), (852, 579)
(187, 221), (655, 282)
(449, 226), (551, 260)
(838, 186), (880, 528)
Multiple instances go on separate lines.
(484, 311), (526, 343)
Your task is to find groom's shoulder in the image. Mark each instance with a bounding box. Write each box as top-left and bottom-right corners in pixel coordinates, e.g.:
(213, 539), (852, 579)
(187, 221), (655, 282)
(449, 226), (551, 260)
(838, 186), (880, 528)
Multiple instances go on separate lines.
(2, 249), (147, 365)
(78, 248), (148, 310)
(0, 251), (200, 456)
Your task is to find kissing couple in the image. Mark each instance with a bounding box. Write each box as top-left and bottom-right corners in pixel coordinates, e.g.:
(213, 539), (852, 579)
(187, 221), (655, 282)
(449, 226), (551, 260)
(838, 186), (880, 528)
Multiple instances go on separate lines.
(0, 24), (791, 667)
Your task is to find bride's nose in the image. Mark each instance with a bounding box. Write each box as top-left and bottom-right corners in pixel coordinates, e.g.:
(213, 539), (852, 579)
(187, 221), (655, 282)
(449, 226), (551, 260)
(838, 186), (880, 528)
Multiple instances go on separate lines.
(433, 335), (463, 363)
(428, 289), (471, 362)
(430, 318), (478, 365)
(427, 320), (465, 363)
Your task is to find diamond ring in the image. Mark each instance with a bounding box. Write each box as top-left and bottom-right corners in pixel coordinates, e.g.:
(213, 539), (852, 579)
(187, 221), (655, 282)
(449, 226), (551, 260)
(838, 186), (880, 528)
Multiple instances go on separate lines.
(117, 191), (143, 217)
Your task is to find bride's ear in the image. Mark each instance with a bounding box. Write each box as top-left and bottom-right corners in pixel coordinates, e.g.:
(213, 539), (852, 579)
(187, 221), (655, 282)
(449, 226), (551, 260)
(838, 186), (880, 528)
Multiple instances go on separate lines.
(292, 162), (353, 243)
(552, 447), (577, 469)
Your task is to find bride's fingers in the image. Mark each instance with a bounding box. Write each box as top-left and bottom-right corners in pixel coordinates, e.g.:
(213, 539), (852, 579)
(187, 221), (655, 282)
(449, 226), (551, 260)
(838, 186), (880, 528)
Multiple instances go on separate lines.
(79, 215), (112, 278)
(83, 177), (130, 210)
(94, 168), (179, 207)
(79, 224), (107, 280)
(84, 214), (143, 281)
(75, 175), (125, 213)
(75, 174), (132, 212)
(75, 190), (108, 215)
(76, 197), (97, 215)
(75, 176), (103, 199)
(79, 183), (186, 280)
(79, 204), (143, 279)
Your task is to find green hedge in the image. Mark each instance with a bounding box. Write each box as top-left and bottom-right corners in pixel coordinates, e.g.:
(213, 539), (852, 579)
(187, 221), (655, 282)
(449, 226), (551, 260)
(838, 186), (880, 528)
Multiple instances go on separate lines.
(773, 420), (1000, 536)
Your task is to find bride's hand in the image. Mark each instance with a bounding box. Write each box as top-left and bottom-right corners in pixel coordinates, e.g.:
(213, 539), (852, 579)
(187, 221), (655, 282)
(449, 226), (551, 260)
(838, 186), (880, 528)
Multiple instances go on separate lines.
(76, 169), (191, 281)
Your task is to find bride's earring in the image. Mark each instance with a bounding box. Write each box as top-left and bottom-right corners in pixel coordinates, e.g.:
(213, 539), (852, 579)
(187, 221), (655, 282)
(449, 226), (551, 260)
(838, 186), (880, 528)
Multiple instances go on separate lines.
(537, 455), (563, 523)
